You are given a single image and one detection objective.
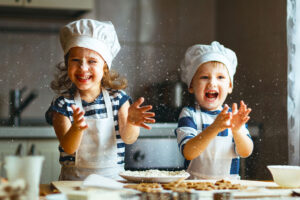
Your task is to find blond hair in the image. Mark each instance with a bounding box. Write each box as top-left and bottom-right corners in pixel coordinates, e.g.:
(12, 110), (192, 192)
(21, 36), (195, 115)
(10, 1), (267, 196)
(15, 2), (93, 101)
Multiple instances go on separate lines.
(50, 54), (127, 97)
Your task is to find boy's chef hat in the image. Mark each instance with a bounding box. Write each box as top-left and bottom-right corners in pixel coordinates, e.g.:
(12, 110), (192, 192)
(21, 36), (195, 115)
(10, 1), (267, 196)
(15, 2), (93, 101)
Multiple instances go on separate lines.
(180, 41), (237, 87)
(60, 19), (120, 68)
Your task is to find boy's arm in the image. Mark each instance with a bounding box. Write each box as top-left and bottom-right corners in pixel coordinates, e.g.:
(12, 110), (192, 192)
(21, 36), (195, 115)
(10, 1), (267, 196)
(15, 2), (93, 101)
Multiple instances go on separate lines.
(231, 101), (253, 157)
(232, 127), (253, 158)
(182, 105), (232, 160)
(183, 124), (223, 160)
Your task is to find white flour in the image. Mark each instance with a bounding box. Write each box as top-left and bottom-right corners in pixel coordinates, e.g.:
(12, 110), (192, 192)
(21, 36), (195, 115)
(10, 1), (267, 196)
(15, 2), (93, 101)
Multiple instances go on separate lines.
(121, 169), (188, 177)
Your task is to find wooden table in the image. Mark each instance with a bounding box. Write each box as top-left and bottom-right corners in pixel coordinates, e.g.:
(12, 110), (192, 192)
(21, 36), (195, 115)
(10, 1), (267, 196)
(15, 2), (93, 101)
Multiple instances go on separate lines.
(39, 180), (300, 199)
(39, 184), (59, 198)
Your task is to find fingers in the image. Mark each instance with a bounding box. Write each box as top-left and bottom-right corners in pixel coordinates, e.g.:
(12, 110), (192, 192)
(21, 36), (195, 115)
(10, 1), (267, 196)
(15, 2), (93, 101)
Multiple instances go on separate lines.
(71, 104), (87, 129)
(71, 104), (79, 113)
(245, 108), (252, 116)
(232, 103), (237, 114)
(221, 104), (229, 114)
(241, 101), (251, 122)
(79, 123), (88, 130)
(139, 105), (153, 112)
(244, 116), (250, 122)
(225, 112), (233, 127)
(135, 115), (156, 127)
(71, 105), (83, 116)
(240, 100), (246, 108)
(143, 117), (156, 123)
(72, 105), (85, 120)
(132, 97), (145, 107)
(143, 112), (155, 118)
(140, 123), (151, 130)
(130, 117), (154, 129)
(238, 101), (251, 117)
(129, 114), (156, 129)
(215, 108), (232, 129)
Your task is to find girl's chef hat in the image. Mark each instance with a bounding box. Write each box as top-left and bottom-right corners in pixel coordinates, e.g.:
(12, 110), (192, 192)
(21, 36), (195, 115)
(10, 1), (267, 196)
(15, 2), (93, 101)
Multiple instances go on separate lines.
(180, 41), (237, 87)
(60, 19), (120, 68)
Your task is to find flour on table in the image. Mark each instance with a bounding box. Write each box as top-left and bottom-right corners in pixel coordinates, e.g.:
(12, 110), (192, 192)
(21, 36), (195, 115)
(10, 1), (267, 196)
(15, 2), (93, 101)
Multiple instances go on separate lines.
(120, 170), (188, 177)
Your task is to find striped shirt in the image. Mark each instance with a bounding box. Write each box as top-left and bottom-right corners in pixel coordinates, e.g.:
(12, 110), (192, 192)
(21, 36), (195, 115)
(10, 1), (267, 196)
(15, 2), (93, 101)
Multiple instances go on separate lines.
(175, 105), (251, 176)
(45, 89), (130, 167)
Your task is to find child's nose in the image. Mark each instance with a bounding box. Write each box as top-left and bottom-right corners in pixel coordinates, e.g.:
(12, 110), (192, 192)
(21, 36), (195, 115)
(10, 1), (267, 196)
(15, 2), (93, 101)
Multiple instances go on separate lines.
(80, 61), (89, 70)
(208, 77), (217, 86)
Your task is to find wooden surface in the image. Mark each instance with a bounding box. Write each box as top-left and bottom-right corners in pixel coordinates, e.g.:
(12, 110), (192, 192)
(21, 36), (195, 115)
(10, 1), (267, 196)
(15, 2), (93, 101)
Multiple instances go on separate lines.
(40, 180), (300, 199)
(40, 183), (60, 197)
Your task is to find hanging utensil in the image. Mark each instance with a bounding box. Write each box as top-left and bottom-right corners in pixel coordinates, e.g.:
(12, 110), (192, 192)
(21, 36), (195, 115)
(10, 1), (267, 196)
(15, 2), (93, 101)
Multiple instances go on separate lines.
(28, 144), (36, 155)
(15, 143), (23, 156)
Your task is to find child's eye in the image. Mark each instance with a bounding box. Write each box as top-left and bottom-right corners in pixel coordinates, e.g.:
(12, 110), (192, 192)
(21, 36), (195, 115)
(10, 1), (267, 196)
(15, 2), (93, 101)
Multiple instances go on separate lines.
(71, 58), (80, 62)
(218, 75), (225, 79)
(89, 60), (97, 64)
(200, 76), (209, 79)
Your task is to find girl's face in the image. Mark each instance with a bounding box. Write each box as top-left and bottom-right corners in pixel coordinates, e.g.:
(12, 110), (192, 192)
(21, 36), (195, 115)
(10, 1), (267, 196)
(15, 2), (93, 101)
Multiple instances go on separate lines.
(189, 62), (232, 111)
(67, 47), (105, 94)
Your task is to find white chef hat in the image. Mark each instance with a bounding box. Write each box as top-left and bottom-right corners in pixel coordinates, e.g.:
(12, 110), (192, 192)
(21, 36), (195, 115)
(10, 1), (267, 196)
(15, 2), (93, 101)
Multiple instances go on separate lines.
(60, 19), (121, 68)
(180, 41), (237, 87)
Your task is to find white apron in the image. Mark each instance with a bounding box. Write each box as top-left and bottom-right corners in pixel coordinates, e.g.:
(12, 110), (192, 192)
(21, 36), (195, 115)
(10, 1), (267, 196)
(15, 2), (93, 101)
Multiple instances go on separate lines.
(60, 89), (124, 180)
(187, 106), (240, 180)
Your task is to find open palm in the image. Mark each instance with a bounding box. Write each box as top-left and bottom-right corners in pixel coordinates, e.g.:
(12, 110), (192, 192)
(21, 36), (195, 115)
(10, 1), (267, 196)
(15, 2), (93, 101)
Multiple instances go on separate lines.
(127, 97), (155, 129)
(231, 101), (251, 132)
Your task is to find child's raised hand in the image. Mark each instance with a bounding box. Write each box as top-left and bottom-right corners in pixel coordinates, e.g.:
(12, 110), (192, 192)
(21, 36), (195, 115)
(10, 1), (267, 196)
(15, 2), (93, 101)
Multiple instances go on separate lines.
(71, 105), (88, 130)
(212, 104), (232, 131)
(231, 101), (251, 132)
(127, 97), (155, 130)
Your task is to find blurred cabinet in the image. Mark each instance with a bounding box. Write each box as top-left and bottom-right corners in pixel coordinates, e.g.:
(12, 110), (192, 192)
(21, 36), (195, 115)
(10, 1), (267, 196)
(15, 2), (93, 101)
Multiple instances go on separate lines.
(0, 0), (22, 6)
(0, 0), (93, 9)
(0, 139), (60, 184)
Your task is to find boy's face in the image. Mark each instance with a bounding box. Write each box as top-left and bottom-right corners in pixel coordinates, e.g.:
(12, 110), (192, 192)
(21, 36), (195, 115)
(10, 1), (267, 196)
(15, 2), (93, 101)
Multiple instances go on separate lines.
(189, 61), (232, 111)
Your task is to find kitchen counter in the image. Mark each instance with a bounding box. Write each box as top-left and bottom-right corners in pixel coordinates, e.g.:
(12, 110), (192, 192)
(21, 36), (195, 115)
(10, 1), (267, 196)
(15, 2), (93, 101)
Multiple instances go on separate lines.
(0, 123), (178, 139)
(0, 123), (260, 139)
(0, 126), (56, 138)
(139, 123), (261, 138)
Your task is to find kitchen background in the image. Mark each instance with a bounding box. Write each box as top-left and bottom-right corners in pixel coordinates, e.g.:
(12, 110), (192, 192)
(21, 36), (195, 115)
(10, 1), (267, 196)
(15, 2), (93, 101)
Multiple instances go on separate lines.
(0, 0), (288, 180)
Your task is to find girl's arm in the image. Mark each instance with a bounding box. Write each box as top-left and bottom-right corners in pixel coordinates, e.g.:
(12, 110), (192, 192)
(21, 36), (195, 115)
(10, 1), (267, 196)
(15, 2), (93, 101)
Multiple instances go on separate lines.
(183, 105), (232, 160)
(118, 98), (155, 144)
(52, 105), (88, 154)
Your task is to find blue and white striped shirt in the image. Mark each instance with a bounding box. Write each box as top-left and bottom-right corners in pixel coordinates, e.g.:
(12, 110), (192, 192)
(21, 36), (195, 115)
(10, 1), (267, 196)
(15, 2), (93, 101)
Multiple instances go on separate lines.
(45, 89), (130, 167)
(175, 105), (251, 176)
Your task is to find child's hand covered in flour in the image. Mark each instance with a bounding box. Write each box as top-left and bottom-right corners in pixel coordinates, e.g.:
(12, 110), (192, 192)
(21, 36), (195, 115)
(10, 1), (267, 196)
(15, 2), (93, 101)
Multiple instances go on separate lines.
(71, 105), (88, 130)
(211, 104), (232, 132)
(231, 101), (251, 132)
(127, 97), (155, 130)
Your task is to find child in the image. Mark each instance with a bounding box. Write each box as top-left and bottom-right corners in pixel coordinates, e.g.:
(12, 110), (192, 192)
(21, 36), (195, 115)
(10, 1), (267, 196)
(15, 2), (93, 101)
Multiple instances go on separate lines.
(175, 41), (253, 180)
(45, 19), (155, 180)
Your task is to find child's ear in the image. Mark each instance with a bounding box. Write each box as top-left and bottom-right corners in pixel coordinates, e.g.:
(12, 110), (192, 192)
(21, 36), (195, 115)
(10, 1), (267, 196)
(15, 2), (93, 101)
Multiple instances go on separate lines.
(228, 82), (233, 94)
(188, 86), (194, 94)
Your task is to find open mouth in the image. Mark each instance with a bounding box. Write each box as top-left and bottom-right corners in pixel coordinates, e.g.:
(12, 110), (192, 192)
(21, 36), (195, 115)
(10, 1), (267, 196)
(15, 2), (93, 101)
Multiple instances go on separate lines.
(205, 91), (218, 99)
(76, 75), (92, 82)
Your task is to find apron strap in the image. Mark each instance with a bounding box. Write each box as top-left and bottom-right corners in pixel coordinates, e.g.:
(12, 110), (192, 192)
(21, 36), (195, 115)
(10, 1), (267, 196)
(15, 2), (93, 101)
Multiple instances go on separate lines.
(74, 92), (83, 110)
(102, 89), (113, 118)
(74, 88), (113, 118)
(195, 104), (202, 131)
